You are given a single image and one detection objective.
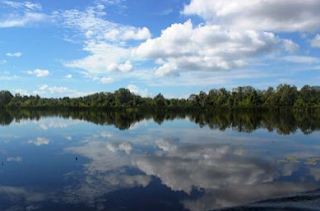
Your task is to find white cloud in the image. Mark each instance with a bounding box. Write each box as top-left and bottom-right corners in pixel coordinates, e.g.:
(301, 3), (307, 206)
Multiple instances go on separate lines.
(28, 137), (50, 146)
(107, 142), (132, 155)
(100, 131), (113, 138)
(100, 77), (114, 84)
(57, 5), (151, 78)
(34, 84), (93, 98)
(65, 141), (131, 172)
(127, 84), (152, 97)
(27, 69), (50, 77)
(104, 28), (151, 41)
(282, 39), (299, 53)
(282, 56), (320, 64)
(123, 27), (151, 40)
(6, 157), (22, 162)
(2, 1), (42, 11)
(154, 63), (179, 77)
(38, 84), (49, 90)
(0, 12), (46, 28)
(15, 89), (29, 96)
(0, 186), (46, 203)
(64, 42), (132, 75)
(63, 139), (151, 205)
(136, 20), (283, 77)
(118, 60), (133, 72)
(47, 87), (70, 94)
(0, 1), (45, 28)
(183, 0), (320, 32)
(65, 74), (72, 79)
(134, 141), (291, 194)
(38, 121), (75, 130)
(311, 34), (320, 48)
(6, 52), (22, 57)
(106, 61), (133, 73)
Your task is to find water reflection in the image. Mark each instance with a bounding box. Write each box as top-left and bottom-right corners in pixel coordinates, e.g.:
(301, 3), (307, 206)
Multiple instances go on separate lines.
(133, 139), (319, 210)
(0, 111), (320, 210)
(1, 109), (320, 135)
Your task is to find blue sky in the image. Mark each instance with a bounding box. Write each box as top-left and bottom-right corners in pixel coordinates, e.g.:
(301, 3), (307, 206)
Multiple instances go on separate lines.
(0, 0), (320, 98)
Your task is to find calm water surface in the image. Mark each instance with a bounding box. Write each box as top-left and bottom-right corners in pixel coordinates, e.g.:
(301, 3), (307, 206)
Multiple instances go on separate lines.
(1, 110), (320, 211)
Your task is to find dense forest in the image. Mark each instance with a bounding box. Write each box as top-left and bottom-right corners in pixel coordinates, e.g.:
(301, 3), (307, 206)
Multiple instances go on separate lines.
(1, 84), (320, 109)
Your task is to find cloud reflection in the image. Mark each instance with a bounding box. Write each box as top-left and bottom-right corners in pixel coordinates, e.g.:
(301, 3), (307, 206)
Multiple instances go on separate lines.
(6, 156), (22, 162)
(27, 137), (50, 146)
(133, 138), (318, 210)
(63, 141), (150, 209)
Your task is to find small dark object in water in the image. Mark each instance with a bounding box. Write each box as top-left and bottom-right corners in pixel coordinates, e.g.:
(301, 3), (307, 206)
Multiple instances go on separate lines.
(75, 157), (78, 161)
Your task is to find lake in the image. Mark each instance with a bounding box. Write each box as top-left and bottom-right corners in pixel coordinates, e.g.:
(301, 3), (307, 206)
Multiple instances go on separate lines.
(1, 109), (320, 211)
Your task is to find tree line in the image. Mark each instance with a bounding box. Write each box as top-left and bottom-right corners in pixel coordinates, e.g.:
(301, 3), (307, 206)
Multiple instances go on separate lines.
(1, 84), (320, 109)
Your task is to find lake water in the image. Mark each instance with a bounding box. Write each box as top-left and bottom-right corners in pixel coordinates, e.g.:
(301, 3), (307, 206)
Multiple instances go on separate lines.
(1, 110), (320, 211)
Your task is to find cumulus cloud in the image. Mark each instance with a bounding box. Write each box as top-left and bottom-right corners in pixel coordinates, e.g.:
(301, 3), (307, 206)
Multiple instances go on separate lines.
(106, 61), (133, 72)
(56, 0), (304, 81)
(127, 84), (152, 97)
(37, 85), (69, 94)
(15, 89), (29, 96)
(28, 137), (50, 146)
(65, 74), (72, 79)
(48, 87), (70, 94)
(56, 5), (150, 77)
(183, 0), (320, 32)
(37, 84), (68, 93)
(64, 42), (132, 75)
(310, 34), (320, 48)
(27, 69), (50, 77)
(282, 39), (299, 53)
(38, 84), (48, 90)
(6, 52), (22, 57)
(34, 84), (93, 98)
(122, 27), (151, 40)
(136, 20), (285, 77)
(100, 77), (114, 84)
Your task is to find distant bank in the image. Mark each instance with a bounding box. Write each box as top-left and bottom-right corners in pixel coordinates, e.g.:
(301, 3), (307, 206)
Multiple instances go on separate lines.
(1, 84), (320, 109)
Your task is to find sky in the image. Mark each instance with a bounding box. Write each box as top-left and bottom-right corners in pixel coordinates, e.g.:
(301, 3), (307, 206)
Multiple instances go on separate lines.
(0, 0), (320, 98)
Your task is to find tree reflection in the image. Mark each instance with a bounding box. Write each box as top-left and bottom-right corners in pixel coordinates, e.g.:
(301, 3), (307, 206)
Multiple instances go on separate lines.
(1, 109), (320, 134)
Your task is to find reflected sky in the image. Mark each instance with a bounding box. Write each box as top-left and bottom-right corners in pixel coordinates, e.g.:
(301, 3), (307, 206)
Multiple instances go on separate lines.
(1, 114), (320, 211)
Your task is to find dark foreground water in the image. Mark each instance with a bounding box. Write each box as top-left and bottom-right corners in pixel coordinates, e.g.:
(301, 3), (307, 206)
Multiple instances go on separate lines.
(1, 110), (320, 211)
